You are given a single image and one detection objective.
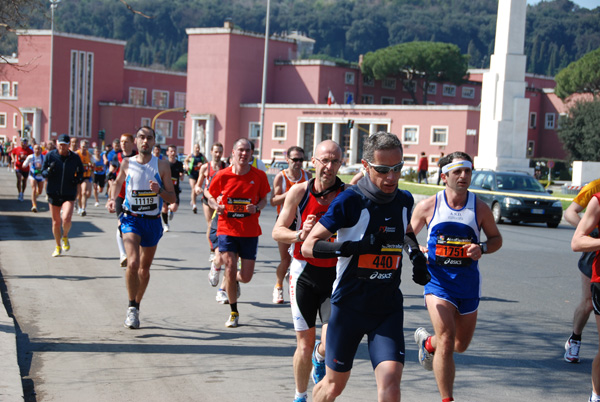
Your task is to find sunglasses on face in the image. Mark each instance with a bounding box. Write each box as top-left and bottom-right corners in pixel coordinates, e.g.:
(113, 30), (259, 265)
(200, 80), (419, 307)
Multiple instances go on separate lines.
(367, 161), (404, 174)
(290, 158), (304, 163)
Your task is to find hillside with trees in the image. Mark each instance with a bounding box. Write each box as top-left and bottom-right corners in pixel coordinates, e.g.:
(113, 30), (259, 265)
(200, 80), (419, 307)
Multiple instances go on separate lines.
(1, 0), (599, 76)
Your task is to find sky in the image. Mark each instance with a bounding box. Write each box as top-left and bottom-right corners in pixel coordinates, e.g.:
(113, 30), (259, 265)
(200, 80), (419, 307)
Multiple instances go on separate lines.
(527, 0), (598, 9)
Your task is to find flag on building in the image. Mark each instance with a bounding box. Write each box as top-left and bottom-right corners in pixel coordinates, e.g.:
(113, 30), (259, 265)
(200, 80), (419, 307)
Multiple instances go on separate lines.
(327, 90), (335, 106)
(346, 93), (354, 104)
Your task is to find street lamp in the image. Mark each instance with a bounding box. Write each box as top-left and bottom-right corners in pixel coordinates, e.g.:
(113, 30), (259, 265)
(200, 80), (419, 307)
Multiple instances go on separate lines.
(258, 0), (271, 162)
(48, 0), (61, 142)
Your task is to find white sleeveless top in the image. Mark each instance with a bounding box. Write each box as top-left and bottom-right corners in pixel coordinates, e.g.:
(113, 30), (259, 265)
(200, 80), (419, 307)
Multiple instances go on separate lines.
(123, 155), (163, 217)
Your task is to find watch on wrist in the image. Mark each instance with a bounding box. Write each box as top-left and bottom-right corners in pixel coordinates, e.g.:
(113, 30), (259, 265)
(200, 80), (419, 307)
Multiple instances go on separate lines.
(478, 242), (488, 254)
(295, 230), (302, 242)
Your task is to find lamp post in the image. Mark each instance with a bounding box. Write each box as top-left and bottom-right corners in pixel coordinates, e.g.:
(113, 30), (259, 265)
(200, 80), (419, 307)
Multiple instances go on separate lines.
(258, 0), (271, 162)
(48, 0), (61, 142)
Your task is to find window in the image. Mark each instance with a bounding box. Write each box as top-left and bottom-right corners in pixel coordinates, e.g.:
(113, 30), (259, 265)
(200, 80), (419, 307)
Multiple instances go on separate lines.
(177, 146), (184, 155)
(376, 124), (389, 132)
(129, 88), (147, 106)
(361, 94), (374, 104)
(12, 82), (18, 98)
(403, 154), (417, 164)
(178, 121), (185, 139)
(68, 50), (94, 138)
(442, 85), (456, 97)
(381, 96), (395, 105)
(249, 122), (261, 138)
(426, 101), (436, 105)
(13, 113), (18, 128)
(174, 92), (186, 108)
(545, 113), (555, 129)
(273, 123), (287, 140)
(154, 119), (172, 142)
(363, 75), (374, 87)
(0, 82), (9, 97)
(426, 83), (437, 95)
(0, 113), (6, 128)
(431, 126), (448, 145)
(141, 117), (151, 127)
(344, 92), (354, 104)
(527, 140), (535, 157)
(382, 78), (396, 90)
(403, 80), (416, 92)
(461, 87), (475, 99)
(529, 112), (537, 129)
(402, 99), (415, 105)
(271, 149), (285, 159)
(152, 90), (169, 108)
(403, 126), (419, 144)
(345, 72), (355, 85)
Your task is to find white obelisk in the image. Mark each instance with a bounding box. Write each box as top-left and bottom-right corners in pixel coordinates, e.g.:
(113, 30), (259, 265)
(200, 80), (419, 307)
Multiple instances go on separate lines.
(474, 0), (531, 172)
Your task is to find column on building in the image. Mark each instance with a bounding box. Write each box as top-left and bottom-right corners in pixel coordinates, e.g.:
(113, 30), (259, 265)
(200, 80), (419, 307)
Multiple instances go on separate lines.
(348, 125), (358, 165)
(314, 122), (322, 153)
(332, 122), (341, 145)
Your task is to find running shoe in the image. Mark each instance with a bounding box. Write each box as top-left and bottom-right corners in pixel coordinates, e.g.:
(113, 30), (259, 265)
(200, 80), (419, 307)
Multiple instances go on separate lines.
(120, 254), (128, 268)
(192, 204), (197, 214)
(18, 193), (23, 202)
(163, 223), (169, 232)
(311, 341), (326, 384)
(81, 209), (86, 217)
(564, 337), (581, 363)
(225, 312), (239, 328)
(95, 202), (99, 207)
(31, 206), (38, 213)
(208, 263), (221, 287)
(293, 396), (307, 402)
(414, 327), (434, 371)
(52, 246), (61, 257)
(61, 237), (70, 252)
(168, 210), (174, 221)
(273, 285), (284, 304)
(216, 289), (229, 304)
(124, 307), (140, 329)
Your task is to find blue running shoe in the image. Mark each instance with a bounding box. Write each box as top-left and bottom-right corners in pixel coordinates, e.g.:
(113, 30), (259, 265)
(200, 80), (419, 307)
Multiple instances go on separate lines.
(293, 396), (307, 402)
(311, 340), (326, 384)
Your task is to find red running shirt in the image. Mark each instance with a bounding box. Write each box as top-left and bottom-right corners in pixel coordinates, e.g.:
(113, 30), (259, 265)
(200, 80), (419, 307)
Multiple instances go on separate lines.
(12, 147), (33, 171)
(209, 166), (271, 237)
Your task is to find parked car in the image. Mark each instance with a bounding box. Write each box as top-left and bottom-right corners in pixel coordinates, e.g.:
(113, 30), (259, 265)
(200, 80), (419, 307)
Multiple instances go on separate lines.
(270, 161), (288, 170)
(338, 164), (362, 175)
(469, 170), (563, 228)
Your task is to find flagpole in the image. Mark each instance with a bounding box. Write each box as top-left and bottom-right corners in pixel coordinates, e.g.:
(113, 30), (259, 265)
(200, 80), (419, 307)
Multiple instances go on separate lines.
(258, 0), (271, 162)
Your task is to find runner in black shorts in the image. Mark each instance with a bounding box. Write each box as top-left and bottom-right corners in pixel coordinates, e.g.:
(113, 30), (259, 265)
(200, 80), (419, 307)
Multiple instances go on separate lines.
(161, 145), (184, 232)
(272, 140), (345, 402)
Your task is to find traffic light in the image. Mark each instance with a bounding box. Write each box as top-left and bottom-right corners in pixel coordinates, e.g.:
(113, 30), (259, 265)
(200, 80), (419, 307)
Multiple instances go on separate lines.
(98, 129), (105, 140)
(347, 120), (354, 129)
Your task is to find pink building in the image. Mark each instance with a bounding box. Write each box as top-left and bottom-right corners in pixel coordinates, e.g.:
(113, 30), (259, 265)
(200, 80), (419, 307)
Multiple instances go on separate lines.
(0, 24), (565, 171)
(0, 31), (187, 154)
(184, 22), (566, 171)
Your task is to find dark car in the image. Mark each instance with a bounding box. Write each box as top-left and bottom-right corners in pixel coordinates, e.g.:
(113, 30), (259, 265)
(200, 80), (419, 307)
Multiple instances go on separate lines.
(470, 170), (563, 228)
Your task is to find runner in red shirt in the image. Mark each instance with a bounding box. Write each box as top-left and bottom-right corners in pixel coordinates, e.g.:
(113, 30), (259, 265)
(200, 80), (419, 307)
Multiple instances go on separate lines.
(11, 137), (33, 201)
(207, 138), (270, 327)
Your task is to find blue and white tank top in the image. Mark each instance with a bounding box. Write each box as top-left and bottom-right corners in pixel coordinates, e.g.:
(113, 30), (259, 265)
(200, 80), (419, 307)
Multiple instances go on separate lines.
(425, 190), (481, 298)
(123, 156), (163, 217)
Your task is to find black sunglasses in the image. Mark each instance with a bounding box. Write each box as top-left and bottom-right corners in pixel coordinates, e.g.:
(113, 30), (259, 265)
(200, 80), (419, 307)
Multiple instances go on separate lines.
(290, 158), (304, 163)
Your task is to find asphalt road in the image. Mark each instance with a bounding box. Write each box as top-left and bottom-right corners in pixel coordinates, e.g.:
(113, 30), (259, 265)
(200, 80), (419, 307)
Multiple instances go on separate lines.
(0, 167), (595, 401)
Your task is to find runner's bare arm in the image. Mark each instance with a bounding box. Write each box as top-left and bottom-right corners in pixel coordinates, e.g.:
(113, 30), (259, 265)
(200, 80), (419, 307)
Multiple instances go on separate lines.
(572, 197), (600, 252)
(151, 159), (176, 204)
(473, 198), (502, 257)
(272, 182), (310, 243)
(270, 172), (285, 207)
(106, 158), (129, 213)
(301, 222), (334, 259)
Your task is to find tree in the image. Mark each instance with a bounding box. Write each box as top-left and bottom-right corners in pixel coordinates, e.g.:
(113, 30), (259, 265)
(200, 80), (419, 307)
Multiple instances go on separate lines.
(557, 98), (600, 161)
(361, 41), (468, 104)
(555, 47), (600, 100)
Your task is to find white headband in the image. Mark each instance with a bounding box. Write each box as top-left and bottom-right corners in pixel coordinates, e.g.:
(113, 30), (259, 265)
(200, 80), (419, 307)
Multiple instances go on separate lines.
(441, 160), (473, 174)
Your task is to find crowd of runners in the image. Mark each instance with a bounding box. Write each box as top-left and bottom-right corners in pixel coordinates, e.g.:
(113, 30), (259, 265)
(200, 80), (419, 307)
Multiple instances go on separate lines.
(6, 129), (600, 402)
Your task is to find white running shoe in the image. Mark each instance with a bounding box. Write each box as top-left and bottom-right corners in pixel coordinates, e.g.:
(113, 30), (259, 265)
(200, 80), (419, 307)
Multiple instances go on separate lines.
(124, 307), (140, 329)
(95, 202), (99, 207)
(225, 312), (239, 328)
(216, 289), (229, 304)
(192, 204), (197, 214)
(208, 263), (221, 287)
(414, 327), (434, 371)
(168, 210), (174, 221)
(163, 223), (169, 232)
(273, 286), (284, 304)
(120, 254), (128, 268)
(564, 338), (581, 363)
